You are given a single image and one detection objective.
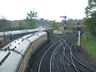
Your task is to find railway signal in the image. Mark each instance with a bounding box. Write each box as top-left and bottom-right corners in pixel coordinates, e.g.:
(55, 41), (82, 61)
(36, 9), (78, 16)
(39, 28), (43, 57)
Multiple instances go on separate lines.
(77, 26), (81, 52)
(73, 21), (80, 47)
(73, 22), (79, 25)
(60, 16), (67, 29)
(78, 29), (80, 47)
(60, 16), (67, 20)
(73, 21), (81, 51)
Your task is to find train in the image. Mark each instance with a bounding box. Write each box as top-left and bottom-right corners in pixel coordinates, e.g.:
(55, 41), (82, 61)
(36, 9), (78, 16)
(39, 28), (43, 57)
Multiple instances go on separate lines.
(0, 28), (46, 41)
(0, 29), (53, 72)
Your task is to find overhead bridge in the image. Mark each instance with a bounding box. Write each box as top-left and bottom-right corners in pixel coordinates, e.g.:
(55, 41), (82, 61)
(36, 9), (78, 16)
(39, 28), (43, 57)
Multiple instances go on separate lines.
(63, 25), (84, 33)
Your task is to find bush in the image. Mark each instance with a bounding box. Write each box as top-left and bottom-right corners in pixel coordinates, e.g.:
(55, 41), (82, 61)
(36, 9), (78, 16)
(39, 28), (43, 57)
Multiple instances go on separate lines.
(83, 18), (96, 36)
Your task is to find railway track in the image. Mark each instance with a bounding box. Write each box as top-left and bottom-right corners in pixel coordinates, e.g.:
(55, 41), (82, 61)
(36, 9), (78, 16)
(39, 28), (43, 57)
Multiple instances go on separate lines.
(63, 37), (93, 72)
(50, 35), (93, 72)
(28, 34), (94, 72)
(50, 35), (75, 72)
(38, 35), (74, 72)
(38, 40), (61, 72)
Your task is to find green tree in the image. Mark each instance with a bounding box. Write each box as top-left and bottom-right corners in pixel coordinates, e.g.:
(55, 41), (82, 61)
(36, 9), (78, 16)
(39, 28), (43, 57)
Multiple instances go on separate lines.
(50, 20), (60, 30)
(0, 19), (10, 31)
(25, 10), (37, 29)
(84, 0), (96, 36)
(85, 0), (96, 17)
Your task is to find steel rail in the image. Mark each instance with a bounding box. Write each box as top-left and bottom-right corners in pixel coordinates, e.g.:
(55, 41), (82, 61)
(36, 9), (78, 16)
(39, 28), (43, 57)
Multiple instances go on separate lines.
(72, 54), (93, 72)
(50, 41), (63, 72)
(60, 54), (67, 72)
(63, 37), (93, 72)
(38, 39), (62, 72)
(37, 34), (93, 72)
(62, 38), (79, 72)
(50, 35), (77, 72)
(63, 37), (79, 72)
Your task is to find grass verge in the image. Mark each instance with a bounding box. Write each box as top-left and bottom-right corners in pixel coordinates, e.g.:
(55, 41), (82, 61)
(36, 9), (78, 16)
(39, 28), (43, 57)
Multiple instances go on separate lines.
(82, 34), (96, 58)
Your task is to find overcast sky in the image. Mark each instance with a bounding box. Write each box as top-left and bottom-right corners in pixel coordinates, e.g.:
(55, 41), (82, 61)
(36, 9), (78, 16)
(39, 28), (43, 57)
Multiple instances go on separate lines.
(0, 0), (88, 21)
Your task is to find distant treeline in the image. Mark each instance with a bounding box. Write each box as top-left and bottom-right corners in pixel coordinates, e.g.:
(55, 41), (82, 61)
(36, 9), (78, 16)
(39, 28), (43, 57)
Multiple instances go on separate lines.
(0, 18), (83, 32)
(0, 10), (83, 32)
(0, 19), (25, 31)
(0, 19), (51, 32)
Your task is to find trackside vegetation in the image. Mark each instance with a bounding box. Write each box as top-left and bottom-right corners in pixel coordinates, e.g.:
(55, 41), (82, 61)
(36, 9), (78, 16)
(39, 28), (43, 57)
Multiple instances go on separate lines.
(82, 34), (96, 58)
(82, 0), (96, 58)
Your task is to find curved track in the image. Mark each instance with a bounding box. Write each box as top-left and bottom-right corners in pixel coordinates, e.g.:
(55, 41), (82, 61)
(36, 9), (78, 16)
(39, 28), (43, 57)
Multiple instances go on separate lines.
(28, 34), (93, 72)
(37, 34), (73, 72)
(50, 35), (93, 72)
(38, 39), (61, 72)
